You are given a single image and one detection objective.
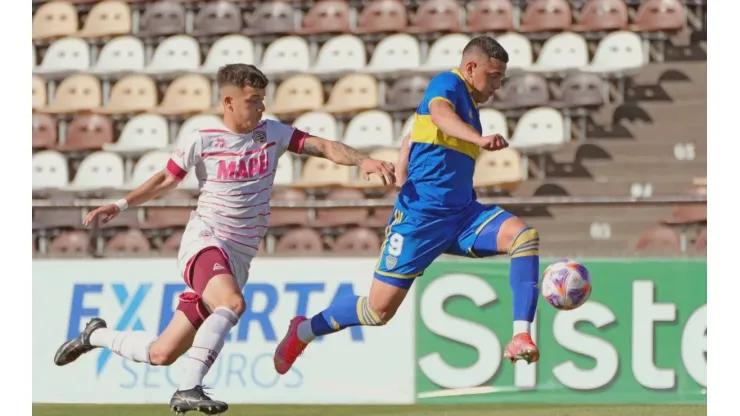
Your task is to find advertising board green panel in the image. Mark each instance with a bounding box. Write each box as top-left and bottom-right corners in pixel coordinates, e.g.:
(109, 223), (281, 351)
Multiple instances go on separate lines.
(415, 259), (706, 404)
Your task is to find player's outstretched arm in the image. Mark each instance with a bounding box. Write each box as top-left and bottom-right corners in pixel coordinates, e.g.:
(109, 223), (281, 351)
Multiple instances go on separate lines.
(300, 136), (396, 185)
(82, 170), (180, 226)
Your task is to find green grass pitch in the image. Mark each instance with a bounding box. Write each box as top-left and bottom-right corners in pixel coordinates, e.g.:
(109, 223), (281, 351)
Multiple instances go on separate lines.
(32, 404), (707, 416)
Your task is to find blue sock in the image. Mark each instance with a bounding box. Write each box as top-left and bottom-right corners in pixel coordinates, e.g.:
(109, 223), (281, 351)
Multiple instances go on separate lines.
(309, 295), (385, 337)
(508, 227), (540, 323)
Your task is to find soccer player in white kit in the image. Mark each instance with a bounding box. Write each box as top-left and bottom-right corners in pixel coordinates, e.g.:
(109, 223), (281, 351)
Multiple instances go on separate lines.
(52, 64), (396, 415)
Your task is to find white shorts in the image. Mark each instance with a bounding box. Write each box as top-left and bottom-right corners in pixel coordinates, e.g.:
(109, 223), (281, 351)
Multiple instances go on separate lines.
(177, 212), (253, 291)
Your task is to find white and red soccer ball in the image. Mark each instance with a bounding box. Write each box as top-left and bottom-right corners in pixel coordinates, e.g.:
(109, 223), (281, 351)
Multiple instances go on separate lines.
(541, 259), (592, 310)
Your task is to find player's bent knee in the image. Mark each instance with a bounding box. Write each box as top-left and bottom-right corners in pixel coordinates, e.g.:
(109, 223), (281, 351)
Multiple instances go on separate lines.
(361, 296), (389, 326)
(217, 294), (246, 317)
(507, 226), (540, 258)
(149, 342), (183, 366)
(176, 292), (211, 330)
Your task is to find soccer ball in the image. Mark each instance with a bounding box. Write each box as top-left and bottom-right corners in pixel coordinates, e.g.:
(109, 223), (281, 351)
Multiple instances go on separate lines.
(540, 259), (592, 310)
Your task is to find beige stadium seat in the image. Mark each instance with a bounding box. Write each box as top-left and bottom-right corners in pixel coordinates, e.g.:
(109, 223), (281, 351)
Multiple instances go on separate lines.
(41, 74), (102, 114)
(269, 75), (324, 115)
(275, 228), (324, 254)
(296, 157), (352, 187)
(33, 1), (79, 40)
(473, 147), (523, 191)
(77, 1), (132, 38)
(96, 74), (158, 115)
(333, 228), (381, 254)
(323, 74), (379, 114)
(49, 231), (90, 257)
(104, 229), (152, 256)
(33, 76), (47, 111)
(152, 74), (212, 116)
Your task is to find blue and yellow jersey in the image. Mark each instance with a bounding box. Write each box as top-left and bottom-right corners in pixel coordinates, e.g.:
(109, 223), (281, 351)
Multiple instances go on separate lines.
(397, 69), (482, 220)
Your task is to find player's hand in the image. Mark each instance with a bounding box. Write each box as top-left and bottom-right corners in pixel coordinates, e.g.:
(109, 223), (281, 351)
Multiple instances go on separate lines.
(478, 134), (509, 151)
(83, 204), (121, 226)
(360, 158), (396, 186)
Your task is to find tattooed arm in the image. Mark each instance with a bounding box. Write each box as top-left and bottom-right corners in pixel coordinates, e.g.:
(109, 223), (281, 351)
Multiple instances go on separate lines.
(300, 136), (367, 166)
(299, 136), (396, 185)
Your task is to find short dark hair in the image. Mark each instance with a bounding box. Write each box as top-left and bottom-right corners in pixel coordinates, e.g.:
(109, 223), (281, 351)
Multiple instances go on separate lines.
(216, 64), (269, 89)
(463, 36), (509, 64)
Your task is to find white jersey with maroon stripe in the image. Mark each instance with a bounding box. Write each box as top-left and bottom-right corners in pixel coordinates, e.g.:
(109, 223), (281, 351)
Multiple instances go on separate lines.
(166, 120), (306, 287)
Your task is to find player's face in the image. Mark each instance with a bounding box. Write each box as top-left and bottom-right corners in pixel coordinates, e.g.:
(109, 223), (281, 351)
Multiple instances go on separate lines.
(224, 85), (266, 132)
(470, 58), (507, 103)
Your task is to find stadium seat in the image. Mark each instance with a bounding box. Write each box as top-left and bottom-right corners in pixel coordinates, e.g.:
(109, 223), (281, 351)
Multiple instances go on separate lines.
(104, 229), (152, 256)
(106, 114), (169, 153)
(312, 188), (369, 227)
(572, 0), (628, 32)
(49, 231), (90, 257)
(177, 114), (225, 143)
(140, 190), (193, 229)
(275, 228), (324, 254)
(466, 0), (515, 33)
(479, 108), (509, 137)
(519, 0), (572, 33)
(191, 1), (242, 37)
(399, 114), (415, 141)
(292, 112), (339, 141)
(32, 43), (37, 68)
(32, 1), (79, 40)
(496, 33), (533, 71)
(297, 157), (352, 187)
(260, 36), (311, 76)
(96, 74), (158, 114)
(77, 1), (132, 38)
(179, 169), (200, 192)
(493, 73), (549, 109)
(631, 0), (685, 32)
(32, 114), (58, 150)
(59, 114), (114, 151)
(143, 35), (201, 75)
(323, 74), (379, 114)
(33, 37), (90, 76)
(300, 0), (350, 35)
(420, 34), (471, 73)
(122, 150), (171, 189)
(67, 151), (125, 190)
(32, 150), (70, 190)
(559, 73), (606, 108)
(510, 107), (566, 150)
(269, 188), (309, 227)
(89, 36), (145, 75)
(334, 228), (381, 254)
(310, 35), (367, 75)
(635, 225), (681, 252)
(198, 35), (255, 75)
(269, 74), (324, 115)
(582, 30), (645, 74)
(274, 154), (294, 186)
(530, 32), (589, 73)
(354, 0), (408, 34)
(33, 75), (47, 111)
(139, 1), (186, 38)
(382, 76), (430, 111)
(343, 110), (394, 149)
(664, 204), (707, 225)
(242, 1), (296, 36)
(473, 147), (523, 190)
(365, 34), (421, 75)
(161, 230), (184, 253)
(407, 0), (462, 34)
(41, 74), (102, 114)
(152, 74), (212, 115)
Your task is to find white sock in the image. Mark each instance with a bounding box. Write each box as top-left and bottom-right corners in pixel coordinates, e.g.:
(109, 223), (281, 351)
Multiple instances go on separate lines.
(297, 320), (316, 344)
(89, 328), (157, 363)
(179, 307), (239, 391)
(514, 320), (531, 335)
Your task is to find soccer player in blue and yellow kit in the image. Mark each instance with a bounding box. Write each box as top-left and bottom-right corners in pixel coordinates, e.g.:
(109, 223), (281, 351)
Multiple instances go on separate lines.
(274, 36), (541, 374)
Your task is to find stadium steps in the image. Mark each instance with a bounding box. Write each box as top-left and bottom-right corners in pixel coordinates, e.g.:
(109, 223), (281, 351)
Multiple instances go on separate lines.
(511, 178), (698, 197)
